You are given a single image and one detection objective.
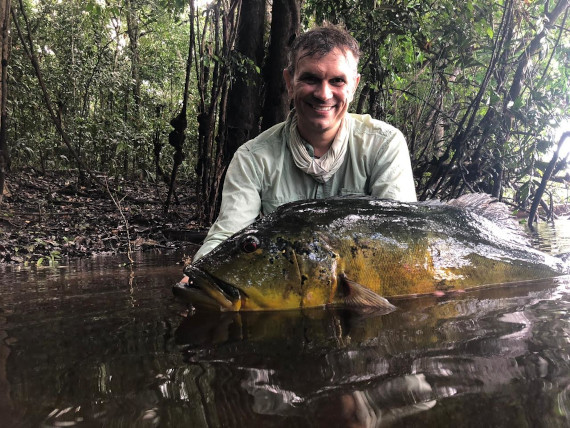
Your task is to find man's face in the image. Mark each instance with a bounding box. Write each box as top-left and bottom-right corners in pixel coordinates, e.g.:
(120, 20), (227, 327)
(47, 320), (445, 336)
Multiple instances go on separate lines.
(284, 48), (360, 144)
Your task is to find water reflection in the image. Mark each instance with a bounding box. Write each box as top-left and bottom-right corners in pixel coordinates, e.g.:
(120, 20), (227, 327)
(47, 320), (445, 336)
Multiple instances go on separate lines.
(170, 277), (570, 427)
(0, 250), (188, 427)
(1, 250), (570, 426)
(530, 219), (570, 254)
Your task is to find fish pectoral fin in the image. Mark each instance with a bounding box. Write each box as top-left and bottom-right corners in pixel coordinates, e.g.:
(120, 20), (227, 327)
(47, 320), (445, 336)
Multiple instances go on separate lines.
(339, 273), (396, 310)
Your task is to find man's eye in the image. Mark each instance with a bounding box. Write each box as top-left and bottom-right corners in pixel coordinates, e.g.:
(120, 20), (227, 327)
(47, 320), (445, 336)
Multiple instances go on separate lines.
(302, 76), (319, 84)
(331, 78), (346, 86)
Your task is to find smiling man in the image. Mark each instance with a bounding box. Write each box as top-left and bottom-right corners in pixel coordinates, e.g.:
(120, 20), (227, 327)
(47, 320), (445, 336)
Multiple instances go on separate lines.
(192, 24), (417, 261)
(284, 45), (360, 157)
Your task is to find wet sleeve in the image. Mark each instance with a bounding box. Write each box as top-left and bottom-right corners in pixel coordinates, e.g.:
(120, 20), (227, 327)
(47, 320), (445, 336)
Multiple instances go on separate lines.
(192, 148), (262, 261)
(369, 128), (417, 202)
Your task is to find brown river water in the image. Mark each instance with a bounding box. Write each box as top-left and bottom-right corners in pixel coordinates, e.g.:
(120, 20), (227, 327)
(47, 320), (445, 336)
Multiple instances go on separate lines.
(1, 220), (570, 427)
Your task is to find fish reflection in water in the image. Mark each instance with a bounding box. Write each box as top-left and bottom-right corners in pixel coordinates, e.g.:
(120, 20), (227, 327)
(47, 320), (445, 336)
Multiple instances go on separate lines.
(176, 307), (437, 426)
(174, 276), (570, 427)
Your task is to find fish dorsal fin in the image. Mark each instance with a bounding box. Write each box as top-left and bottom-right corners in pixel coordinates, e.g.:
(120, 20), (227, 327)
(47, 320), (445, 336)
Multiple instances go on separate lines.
(447, 193), (512, 223)
(339, 273), (396, 310)
(447, 193), (526, 243)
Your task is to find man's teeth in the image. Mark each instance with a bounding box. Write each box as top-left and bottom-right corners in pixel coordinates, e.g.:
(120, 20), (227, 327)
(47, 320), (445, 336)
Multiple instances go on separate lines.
(313, 105), (334, 111)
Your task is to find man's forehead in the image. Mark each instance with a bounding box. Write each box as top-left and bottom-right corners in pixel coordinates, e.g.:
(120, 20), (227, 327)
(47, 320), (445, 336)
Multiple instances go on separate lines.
(295, 47), (359, 71)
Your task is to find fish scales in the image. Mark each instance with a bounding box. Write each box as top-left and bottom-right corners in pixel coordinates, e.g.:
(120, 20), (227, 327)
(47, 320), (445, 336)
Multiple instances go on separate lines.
(175, 195), (568, 311)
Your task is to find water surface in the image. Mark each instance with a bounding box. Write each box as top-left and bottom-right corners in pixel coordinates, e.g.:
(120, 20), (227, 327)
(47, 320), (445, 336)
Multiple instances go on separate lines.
(1, 229), (570, 427)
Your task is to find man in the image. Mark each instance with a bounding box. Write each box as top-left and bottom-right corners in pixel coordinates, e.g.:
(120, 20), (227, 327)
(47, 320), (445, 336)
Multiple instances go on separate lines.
(193, 24), (416, 261)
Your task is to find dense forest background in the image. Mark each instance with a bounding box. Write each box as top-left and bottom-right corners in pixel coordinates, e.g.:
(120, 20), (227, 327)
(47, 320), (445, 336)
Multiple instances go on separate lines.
(0, 0), (569, 229)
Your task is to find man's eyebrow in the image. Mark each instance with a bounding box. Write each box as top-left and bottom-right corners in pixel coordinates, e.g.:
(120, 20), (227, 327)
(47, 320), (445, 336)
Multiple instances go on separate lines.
(298, 71), (320, 80)
(297, 71), (348, 80)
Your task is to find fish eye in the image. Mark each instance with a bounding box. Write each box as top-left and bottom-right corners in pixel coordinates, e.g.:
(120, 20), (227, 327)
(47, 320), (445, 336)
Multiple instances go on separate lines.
(240, 235), (260, 253)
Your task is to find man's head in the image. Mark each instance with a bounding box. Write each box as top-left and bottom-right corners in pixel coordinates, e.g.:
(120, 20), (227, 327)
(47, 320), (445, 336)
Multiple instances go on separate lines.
(286, 24), (361, 75)
(284, 24), (361, 147)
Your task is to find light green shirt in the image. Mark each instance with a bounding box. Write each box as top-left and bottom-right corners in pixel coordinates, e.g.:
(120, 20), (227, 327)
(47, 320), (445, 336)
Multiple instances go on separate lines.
(193, 113), (417, 260)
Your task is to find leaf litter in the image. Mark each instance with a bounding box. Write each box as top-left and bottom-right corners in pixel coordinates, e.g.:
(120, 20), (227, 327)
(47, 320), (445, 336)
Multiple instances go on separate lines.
(0, 170), (206, 265)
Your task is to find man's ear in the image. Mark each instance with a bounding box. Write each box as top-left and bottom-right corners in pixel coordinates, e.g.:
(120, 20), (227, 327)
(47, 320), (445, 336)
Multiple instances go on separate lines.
(283, 68), (293, 98)
(348, 73), (361, 103)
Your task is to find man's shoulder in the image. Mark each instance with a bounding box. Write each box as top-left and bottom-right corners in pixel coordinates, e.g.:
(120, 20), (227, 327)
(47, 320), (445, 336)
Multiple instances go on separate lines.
(348, 113), (402, 137)
(239, 121), (287, 155)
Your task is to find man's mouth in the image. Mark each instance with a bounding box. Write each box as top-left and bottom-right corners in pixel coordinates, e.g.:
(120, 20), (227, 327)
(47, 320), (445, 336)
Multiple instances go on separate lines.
(308, 103), (335, 112)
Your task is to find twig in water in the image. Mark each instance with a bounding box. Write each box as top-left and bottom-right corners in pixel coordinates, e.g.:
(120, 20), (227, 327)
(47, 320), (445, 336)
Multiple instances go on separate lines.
(105, 178), (134, 265)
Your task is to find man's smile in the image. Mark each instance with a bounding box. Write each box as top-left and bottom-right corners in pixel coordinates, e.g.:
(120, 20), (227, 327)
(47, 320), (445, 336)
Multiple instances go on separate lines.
(310, 104), (335, 111)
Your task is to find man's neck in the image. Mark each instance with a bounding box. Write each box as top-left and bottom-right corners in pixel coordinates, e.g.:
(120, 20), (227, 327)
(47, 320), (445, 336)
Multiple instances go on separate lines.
(310, 138), (334, 158)
(298, 126), (340, 158)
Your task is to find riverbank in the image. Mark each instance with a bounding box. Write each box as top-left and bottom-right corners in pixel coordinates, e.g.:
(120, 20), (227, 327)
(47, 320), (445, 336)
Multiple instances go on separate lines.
(0, 170), (206, 265)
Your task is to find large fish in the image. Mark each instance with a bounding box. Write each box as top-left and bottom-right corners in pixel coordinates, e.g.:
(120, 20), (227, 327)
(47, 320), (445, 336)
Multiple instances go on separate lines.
(174, 194), (568, 311)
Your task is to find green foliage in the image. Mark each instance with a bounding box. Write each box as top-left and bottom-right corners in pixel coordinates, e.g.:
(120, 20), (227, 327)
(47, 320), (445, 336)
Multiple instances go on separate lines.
(9, 0), (192, 179)
(303, 0), (569, 204)
(7, 0), (570, 209)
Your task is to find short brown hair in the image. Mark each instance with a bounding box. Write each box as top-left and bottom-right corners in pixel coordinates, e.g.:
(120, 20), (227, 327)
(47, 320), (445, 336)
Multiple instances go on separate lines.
(287, 23), (361, 74)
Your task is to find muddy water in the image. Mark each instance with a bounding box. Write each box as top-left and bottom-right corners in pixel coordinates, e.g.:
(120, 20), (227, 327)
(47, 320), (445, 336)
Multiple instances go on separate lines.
(1, 226), (570, 427)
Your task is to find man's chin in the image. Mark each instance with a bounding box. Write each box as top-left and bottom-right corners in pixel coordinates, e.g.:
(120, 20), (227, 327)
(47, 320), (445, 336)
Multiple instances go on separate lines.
(298, 115), (339, 132)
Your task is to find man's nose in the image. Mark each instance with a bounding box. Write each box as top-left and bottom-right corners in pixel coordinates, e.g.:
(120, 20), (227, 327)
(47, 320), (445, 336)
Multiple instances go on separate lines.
(314, 82), (333, 100)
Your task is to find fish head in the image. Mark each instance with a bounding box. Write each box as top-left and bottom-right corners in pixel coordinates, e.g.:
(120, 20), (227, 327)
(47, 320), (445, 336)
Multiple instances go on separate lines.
(177, 226), (340, 311)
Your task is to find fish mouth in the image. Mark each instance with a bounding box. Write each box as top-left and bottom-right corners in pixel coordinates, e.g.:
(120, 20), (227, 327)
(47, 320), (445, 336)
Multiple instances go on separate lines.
(173, 265), (243, 311)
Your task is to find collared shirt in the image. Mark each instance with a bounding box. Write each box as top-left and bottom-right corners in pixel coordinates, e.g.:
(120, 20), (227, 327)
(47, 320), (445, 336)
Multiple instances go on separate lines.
(193, 113), (417, 260)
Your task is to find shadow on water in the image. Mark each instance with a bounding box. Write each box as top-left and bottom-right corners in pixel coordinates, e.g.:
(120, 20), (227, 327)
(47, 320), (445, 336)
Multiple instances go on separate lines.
(1, 248), (570, 426)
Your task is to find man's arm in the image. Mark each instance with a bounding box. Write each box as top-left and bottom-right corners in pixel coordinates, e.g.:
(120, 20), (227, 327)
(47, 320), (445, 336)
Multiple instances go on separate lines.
(193, 148), (262, 261)
(369, 128), (417, 202)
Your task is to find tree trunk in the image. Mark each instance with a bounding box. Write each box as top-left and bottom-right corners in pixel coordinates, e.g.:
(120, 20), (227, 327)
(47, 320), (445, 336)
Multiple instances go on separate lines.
(528, 132), (570, 229)
(125, 0), (141, 114)
(164, 0), (196, 214)
(0, 0), (10, 203)
(224, 0), (265, 163)
(125, 0), (142, 177)
(260, 0), (300, 131)
(194, 0), (241, 226)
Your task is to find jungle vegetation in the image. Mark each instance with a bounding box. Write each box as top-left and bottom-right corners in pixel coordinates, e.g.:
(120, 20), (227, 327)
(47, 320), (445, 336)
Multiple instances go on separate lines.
(0, 0), (568, 228)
